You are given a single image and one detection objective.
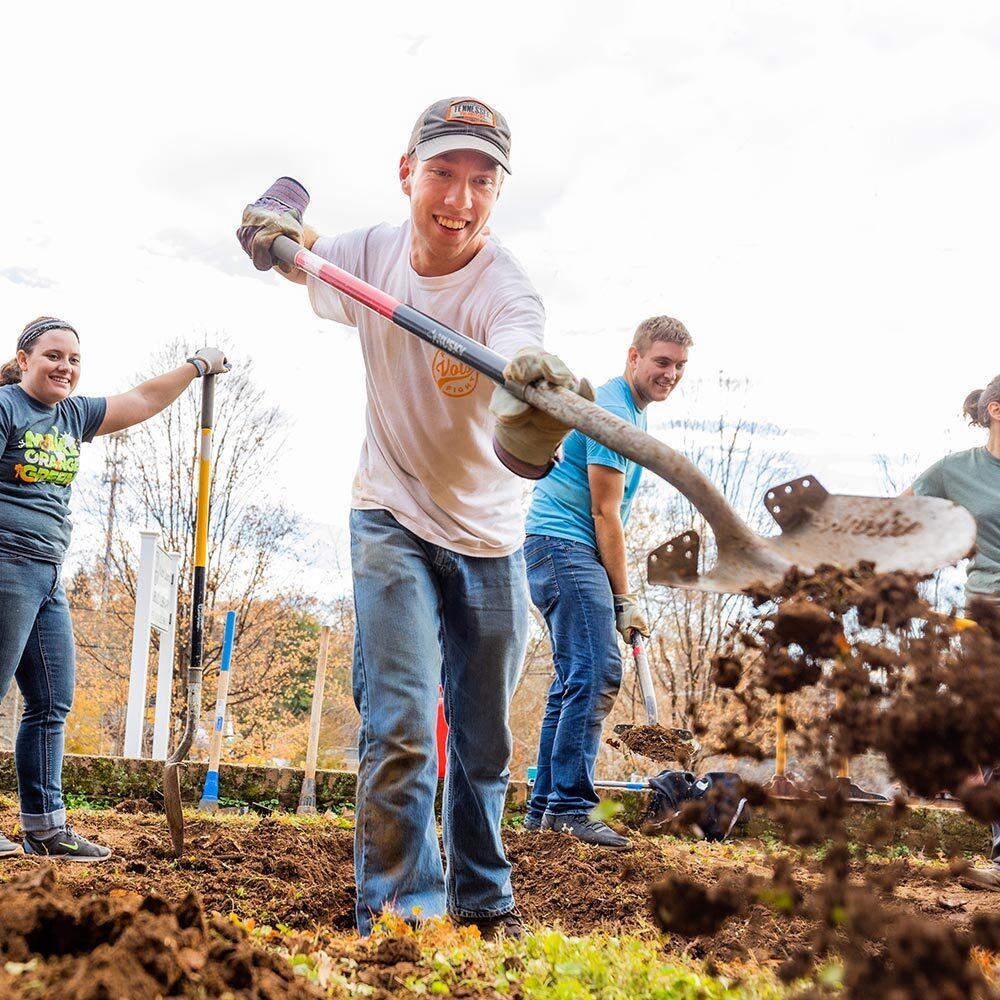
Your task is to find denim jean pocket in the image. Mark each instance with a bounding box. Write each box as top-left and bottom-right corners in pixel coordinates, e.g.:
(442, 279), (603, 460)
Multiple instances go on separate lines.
(526, 553), (560, 612)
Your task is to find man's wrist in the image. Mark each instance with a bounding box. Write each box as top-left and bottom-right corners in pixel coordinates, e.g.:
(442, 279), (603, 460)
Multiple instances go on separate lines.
(187, 357), (208, 377)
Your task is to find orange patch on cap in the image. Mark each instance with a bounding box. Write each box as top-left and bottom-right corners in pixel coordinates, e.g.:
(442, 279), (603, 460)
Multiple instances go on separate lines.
(446, 100), (496, 128)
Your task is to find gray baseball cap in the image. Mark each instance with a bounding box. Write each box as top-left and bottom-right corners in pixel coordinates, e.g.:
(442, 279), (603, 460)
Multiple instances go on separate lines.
(407, 97), (512, 174)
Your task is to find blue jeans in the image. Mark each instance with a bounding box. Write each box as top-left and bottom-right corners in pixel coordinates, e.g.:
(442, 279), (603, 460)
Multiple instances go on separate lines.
(525, 535), (623, 821)
(0, 553), (75, 833)
(349, 509), (529, 935)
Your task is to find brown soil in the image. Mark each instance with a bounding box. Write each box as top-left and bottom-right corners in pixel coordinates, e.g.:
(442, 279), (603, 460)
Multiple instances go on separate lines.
(0, 803), (996, 988)
(607, 724), (694, 766)
(3, 565), (1000, 997)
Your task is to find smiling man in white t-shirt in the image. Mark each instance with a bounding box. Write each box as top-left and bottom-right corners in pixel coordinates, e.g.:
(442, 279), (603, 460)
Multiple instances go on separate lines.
(237, 97), (589, 939)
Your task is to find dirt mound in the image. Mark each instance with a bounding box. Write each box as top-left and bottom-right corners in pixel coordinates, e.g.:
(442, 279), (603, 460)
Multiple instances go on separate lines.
(58, 812), (358, 930)
(0, 864), (324, 999)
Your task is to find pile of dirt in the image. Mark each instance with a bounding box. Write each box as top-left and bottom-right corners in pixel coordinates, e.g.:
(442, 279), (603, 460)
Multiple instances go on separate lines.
(0, 864), (325, 999)
(607, 724), (694, 766)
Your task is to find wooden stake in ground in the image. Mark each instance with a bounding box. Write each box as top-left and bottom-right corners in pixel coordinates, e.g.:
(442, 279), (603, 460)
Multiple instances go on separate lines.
(198, 610), (238, 813)
(297, 625), (331, 814)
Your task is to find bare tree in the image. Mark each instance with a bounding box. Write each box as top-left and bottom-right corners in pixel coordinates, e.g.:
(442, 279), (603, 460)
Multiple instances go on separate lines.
(76, 340), (309, 745)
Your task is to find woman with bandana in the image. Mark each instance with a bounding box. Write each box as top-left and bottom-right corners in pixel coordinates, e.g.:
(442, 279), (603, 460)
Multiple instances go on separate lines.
(0, 317), (228, 862)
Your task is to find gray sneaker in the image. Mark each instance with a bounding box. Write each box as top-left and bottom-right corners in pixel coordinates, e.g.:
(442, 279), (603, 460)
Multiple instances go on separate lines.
(523, 814), (542, 832)
(23, 825), (111, 863)
(542, 812), (633, 851)
(960, 865), (1000, 891)
(0, 832), (22, 857)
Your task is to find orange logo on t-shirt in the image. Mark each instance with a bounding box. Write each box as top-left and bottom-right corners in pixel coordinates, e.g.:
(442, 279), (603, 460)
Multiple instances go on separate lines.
(432, 350), (479, 397)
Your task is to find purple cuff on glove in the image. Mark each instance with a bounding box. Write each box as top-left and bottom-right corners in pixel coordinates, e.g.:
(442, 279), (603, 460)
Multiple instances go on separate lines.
(493, 435), (555, 480)
(257, 176), (310, 215)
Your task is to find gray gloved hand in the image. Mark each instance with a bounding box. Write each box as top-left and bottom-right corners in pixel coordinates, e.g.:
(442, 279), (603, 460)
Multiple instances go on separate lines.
(490, 347), (594, 479)
(236, 177), (310, 273)
(187, 348), (231, 376)
(613, 593), (650, 640)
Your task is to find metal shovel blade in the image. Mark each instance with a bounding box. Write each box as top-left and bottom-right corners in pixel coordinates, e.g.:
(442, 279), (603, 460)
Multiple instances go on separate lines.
(648, 475), (977, 595)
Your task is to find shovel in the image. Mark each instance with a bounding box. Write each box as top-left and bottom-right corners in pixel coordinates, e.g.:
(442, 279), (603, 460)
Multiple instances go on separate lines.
(164, 373), (216, 857)
(611, 630), (700, 756)
(269, 236), (976, 594)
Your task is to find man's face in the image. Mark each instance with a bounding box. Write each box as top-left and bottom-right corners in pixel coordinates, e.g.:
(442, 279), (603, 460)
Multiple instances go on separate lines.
(628, 340), (689, 407)
(400, 149), (503, 276)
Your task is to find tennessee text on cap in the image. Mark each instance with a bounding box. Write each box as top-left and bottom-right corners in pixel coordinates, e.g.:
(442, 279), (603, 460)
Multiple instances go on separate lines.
(408, 97), (512, 174)
(17, 318), (78, 352)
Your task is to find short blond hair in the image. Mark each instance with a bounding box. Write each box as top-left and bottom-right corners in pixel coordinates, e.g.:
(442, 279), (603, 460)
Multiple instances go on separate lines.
(632, 316), (693, 354)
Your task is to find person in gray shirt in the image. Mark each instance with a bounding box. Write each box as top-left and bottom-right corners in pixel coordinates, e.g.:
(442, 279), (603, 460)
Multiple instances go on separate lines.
(0, 316), (229, 862)
(904, 373), (1000, 888)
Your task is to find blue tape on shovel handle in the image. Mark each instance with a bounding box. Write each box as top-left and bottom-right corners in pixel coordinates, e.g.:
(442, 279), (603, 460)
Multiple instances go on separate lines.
(202, 770), (220, 802)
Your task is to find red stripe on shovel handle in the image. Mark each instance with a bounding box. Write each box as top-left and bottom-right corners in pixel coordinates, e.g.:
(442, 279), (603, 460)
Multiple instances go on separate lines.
(270, 236), (511, 387)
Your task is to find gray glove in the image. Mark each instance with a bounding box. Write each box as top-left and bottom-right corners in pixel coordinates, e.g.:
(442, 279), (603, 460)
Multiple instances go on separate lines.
(237, 177), (310, 273)
(187, 348), (230, 376)
(613, 593), (650, 640)
(490, 347), (594, 479)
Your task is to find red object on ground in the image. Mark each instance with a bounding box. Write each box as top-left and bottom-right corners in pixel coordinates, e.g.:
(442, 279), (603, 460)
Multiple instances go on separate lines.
(436, 694), (449, 779)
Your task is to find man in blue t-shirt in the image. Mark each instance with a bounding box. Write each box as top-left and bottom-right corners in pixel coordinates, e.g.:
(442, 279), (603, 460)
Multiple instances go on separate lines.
(523, 316), (694, 848)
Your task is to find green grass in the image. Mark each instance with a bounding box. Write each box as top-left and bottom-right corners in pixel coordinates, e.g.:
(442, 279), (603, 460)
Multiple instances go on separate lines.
(240, 912), (790, 999)
(493, 931), (787, 999)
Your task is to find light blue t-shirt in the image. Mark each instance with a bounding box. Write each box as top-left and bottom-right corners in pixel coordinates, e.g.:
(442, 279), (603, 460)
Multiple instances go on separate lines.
(913, 446), (1000, 603)
(525, 376), (647, 549)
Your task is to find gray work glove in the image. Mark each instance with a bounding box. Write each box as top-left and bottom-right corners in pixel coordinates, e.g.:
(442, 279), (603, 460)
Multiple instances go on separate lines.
(236, 177), (310, 273)
(490, 347), (594, 479)
(187, 348), (231, 376)
(614, 593), (650, 640)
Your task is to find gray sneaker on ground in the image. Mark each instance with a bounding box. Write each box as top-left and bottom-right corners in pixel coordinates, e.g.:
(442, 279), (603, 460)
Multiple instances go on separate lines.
(541, 812), (633, 851)
(523, 815), (542, 832)
(960, 864), (1000, 891)
(0, 832), (22, 857)
(23, 825), (111, 863)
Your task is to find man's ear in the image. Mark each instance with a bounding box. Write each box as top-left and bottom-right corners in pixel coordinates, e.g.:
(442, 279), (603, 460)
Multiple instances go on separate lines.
(399, 154), (413, 196)
(627, 345), (640, 368)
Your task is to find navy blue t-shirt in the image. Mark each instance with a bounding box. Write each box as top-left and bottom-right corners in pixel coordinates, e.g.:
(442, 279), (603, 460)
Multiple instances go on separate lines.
(0, 384), (107, 563)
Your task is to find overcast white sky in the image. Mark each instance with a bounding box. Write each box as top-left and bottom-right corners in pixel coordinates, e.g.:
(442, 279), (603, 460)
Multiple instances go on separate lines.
(2, 2), (997, 597)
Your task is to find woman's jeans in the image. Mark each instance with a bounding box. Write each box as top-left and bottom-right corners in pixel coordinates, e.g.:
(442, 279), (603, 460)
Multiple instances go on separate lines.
(349, 509), (529, 935)
(0, 554), (74, 833)
(524, 534), (623, 822)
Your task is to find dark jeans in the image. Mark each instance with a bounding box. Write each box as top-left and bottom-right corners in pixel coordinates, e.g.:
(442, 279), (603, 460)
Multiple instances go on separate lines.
(349, 509), (529, 935)
(0, 553), (75, 832)
(525, 535), (623, 821)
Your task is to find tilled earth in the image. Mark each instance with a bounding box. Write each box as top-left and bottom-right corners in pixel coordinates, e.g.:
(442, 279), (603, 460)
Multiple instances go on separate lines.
(1, 803), (999, 997)
(4, 564), (1000, 997)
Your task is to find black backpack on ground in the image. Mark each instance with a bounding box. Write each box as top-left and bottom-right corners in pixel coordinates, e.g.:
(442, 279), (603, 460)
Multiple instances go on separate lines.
(646, 769), (750, 841)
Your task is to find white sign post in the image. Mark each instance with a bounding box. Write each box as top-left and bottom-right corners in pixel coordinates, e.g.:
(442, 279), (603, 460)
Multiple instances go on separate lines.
(123, 530), (180, 759)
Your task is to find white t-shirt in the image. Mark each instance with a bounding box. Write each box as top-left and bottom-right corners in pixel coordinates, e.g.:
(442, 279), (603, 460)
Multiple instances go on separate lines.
(308, 222), (545, 557)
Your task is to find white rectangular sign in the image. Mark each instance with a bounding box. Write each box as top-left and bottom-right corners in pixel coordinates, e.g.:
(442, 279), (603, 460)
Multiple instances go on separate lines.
(151, 545), (175, 632)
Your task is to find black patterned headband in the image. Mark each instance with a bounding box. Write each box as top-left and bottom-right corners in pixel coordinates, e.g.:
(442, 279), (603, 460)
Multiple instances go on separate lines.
(17, 319), (79, 352)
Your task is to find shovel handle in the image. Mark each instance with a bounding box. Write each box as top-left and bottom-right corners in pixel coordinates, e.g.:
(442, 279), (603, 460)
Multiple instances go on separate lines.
(629, 631), (659, 726)
(270, 237), (761, 553)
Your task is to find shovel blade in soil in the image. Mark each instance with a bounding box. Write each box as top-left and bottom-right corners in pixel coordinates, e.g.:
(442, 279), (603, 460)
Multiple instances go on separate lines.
(648, 476), (977, 595)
